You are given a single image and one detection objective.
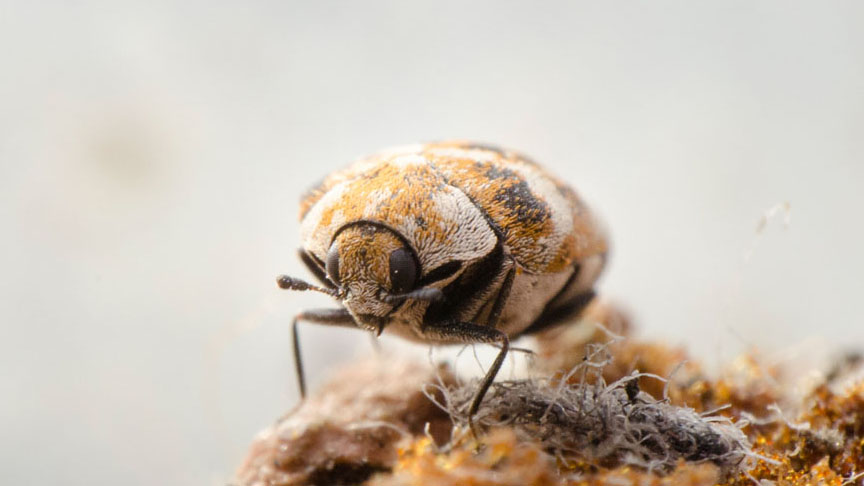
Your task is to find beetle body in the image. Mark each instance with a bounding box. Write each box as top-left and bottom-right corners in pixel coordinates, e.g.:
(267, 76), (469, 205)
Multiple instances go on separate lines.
(280, 141), (608, 430)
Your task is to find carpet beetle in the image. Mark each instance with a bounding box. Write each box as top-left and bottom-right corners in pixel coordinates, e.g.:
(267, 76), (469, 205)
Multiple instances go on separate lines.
(278, 141), (608, 430)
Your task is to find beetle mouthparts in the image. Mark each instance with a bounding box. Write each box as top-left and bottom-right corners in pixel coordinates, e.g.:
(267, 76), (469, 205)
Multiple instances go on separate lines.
(354, 313), (387, 335)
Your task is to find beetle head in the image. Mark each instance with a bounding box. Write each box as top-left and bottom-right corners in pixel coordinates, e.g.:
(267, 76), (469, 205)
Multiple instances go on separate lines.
(325, 224), (443, 334)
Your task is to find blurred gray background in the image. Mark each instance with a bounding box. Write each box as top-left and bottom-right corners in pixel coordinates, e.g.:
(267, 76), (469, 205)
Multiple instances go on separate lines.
(1, 1), (862, 484)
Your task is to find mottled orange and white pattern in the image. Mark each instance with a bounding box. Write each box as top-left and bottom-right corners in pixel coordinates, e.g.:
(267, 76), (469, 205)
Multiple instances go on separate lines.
(300, 141), (607, 277)
(298, 141), (608, 340)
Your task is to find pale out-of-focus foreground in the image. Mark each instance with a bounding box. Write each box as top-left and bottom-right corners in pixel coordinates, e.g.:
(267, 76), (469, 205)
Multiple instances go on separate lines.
(1, 2), (862, 485)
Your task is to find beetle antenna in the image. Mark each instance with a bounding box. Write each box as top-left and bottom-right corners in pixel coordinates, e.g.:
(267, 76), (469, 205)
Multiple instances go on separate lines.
(383, 287), (445, 304)
(276, 275), (340, 298)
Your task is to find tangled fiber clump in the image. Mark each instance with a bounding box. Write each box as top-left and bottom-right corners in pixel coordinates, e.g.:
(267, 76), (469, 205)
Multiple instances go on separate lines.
(429, 343), (751, 473)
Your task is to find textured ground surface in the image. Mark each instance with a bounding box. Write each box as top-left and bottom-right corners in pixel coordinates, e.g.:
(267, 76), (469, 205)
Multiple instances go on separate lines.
(233, 301), (864, 486)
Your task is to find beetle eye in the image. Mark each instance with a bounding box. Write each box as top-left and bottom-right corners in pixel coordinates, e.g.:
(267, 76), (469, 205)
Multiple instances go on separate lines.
(325, 245), (340, 285)
(389, 248), (417, 294)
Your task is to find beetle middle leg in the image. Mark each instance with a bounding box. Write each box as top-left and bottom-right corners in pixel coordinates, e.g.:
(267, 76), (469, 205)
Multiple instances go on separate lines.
(423, 264), (517, 436)
(291, 307), (356, 398)
(422, 320), (510, 436)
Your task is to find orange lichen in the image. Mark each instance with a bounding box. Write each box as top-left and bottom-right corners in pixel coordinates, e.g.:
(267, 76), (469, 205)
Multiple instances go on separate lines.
(371, 429), (561, 486)
(371, 429), (721, 486)
(722, 382), (864, 486)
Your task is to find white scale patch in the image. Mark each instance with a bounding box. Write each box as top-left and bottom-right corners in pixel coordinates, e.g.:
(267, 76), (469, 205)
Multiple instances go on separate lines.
(499, 270), (574, 336)
(414, 188), (497, 271)
(362, 188), (392, 215)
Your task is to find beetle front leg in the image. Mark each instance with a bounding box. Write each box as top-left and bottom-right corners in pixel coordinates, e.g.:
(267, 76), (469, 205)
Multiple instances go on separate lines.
(291, 308), (356, 399)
